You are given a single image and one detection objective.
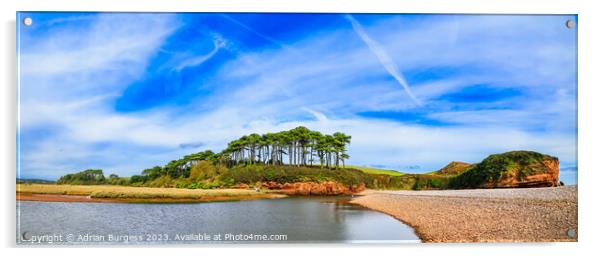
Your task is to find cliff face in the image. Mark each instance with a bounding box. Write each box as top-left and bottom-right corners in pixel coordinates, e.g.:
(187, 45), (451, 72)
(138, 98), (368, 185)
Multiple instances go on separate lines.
(261, 181), (365, 195)
(449, 151), (559, 189)
(483, 158), (559, 188)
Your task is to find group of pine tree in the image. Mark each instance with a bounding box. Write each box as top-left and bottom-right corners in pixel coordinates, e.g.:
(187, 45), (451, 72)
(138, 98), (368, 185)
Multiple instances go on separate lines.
(55, 125), (559, 190)
(57, 126), (353, 186)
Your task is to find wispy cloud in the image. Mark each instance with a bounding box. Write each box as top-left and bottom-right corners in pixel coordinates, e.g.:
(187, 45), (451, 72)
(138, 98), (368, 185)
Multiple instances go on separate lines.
(219, 14), (301, 56)
(343, 14), (421, 106)
(302, 107), (328, 122)
(173, 34), (226, 71)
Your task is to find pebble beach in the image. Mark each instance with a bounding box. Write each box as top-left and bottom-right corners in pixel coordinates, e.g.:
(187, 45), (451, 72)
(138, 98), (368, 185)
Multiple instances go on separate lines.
(350, 186), (578, 243)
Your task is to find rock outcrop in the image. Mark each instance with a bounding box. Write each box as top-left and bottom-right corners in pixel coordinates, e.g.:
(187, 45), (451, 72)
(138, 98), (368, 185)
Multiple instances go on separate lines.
(261, 181), (365, 195)
(449, 151), (559, 189)
(483, 157), (559, 188)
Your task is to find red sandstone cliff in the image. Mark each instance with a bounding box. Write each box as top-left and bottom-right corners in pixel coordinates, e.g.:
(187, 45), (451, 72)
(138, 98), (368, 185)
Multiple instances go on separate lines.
(483, 158), (559, 188)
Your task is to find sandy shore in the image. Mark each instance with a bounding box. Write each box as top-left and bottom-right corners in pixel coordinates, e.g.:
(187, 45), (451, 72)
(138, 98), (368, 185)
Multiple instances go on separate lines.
(17, 192), (283, 203)
(16, 184), (285, 203)
(350, 186), (578, 243)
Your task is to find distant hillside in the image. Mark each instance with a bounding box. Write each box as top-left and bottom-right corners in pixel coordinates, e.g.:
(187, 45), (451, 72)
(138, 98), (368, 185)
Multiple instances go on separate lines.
(17, 178), (55, 184)
(448, 151), (559, 189)
(430, 161), (473, 176)
(347, 165), (405, 176)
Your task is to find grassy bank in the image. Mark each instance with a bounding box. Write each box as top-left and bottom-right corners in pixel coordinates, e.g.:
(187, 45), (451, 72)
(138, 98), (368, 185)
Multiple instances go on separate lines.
(220, 164), (449, 190)
(346, 165), (405, 176)
(17, 184), (284, 203)
(220, 165), (370, 186)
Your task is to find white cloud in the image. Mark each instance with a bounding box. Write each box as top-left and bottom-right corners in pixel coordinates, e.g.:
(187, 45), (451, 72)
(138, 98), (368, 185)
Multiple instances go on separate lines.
(173, 34), (226, 71)
(22, 14), (179, 76)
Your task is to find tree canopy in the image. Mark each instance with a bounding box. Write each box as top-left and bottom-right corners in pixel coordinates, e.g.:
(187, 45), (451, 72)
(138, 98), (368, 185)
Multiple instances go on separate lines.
(57, 127), (351, 186)
(219, 126), (351, 169)
(57, 169), (106, 185)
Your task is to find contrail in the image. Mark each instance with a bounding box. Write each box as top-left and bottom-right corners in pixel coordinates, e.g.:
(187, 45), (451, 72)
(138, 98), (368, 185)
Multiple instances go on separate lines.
(219, 14), (301, 56)
(343, 14), (422, 106)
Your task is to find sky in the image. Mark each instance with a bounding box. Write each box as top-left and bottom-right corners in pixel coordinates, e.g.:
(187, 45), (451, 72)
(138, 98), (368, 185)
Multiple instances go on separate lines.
(17, 13), (578, 184)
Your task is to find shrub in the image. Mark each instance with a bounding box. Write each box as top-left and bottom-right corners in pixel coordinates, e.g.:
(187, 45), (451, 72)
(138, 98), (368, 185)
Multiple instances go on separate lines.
(190, 160), (224, 182)
(129, 175), (147, 184)
(147, 175), (174, 188)
(218, 165), (370, 186)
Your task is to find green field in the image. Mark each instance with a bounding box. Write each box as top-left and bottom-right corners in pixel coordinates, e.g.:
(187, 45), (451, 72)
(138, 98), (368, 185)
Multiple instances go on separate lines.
(347, 165), (405, 176)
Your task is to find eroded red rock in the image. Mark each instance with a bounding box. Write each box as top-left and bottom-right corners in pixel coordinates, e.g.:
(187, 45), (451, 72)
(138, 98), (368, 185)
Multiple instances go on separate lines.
(484, 158), (559, 188)
(261, 181), (365, 195)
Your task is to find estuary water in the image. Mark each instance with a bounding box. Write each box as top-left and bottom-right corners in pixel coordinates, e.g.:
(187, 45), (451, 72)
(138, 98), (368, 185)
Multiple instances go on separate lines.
(17, 196), (420, 244)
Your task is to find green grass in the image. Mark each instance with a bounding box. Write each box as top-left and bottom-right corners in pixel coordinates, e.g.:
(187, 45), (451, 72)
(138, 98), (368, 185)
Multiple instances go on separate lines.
(425, 161), (473, 176)
(346, 165), (405, 176)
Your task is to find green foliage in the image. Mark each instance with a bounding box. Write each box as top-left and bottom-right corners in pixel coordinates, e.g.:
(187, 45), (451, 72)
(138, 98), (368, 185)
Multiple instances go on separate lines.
(189, 160), (226, 182)
(129, 175), (147, 185)
(222, 126), (351, 169)
(411, 177), (445, 190)
(147, 175), (174, 188)
(106, 174), (129, 186)
(173, 178), (191, 189)
(164, 150), (215, 178)
(429, 161), (473, 176)
(57, 169), (106, 185)
(55, 126), (354, 188)
(366, 173), (449, 190)
(448, 150), (557, 189)
(200, 180), (223, 189)
(141, 166), (163, 180)
(219, 165), (369, 186)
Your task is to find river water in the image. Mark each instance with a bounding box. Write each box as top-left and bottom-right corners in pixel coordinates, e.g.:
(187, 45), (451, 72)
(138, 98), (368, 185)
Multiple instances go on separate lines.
(17, 196), (420, 244)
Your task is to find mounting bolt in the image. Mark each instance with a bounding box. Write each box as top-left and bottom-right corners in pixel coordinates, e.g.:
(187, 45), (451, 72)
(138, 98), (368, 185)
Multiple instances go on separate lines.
(23, 17), (33, 26)
(565, 19), (575, 29)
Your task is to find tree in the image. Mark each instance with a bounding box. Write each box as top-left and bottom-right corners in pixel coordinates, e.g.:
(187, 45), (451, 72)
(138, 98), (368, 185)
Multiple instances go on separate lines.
(142, 166), (163, 180)
(57, 169), (106, 185)
(56, 128), (353, 189)
(308, 131), (323, 166)
(163, 150), (215, 178)
(341, 153), (350, 168)
(129, 175), (146, 184)
(333, 132), (351, 169)
(218, 126), (349, 169)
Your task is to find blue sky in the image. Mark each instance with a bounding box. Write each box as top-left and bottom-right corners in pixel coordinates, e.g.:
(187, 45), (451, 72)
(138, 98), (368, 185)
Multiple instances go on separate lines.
(17, 13), (578, 184)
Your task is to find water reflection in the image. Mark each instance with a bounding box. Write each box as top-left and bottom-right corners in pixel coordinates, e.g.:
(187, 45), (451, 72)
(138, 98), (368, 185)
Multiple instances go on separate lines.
(17, 197), (419, 244)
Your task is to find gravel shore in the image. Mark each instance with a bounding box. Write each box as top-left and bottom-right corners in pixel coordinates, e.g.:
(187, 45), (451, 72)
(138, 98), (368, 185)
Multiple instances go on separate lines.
(350, 185), (578, 243)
